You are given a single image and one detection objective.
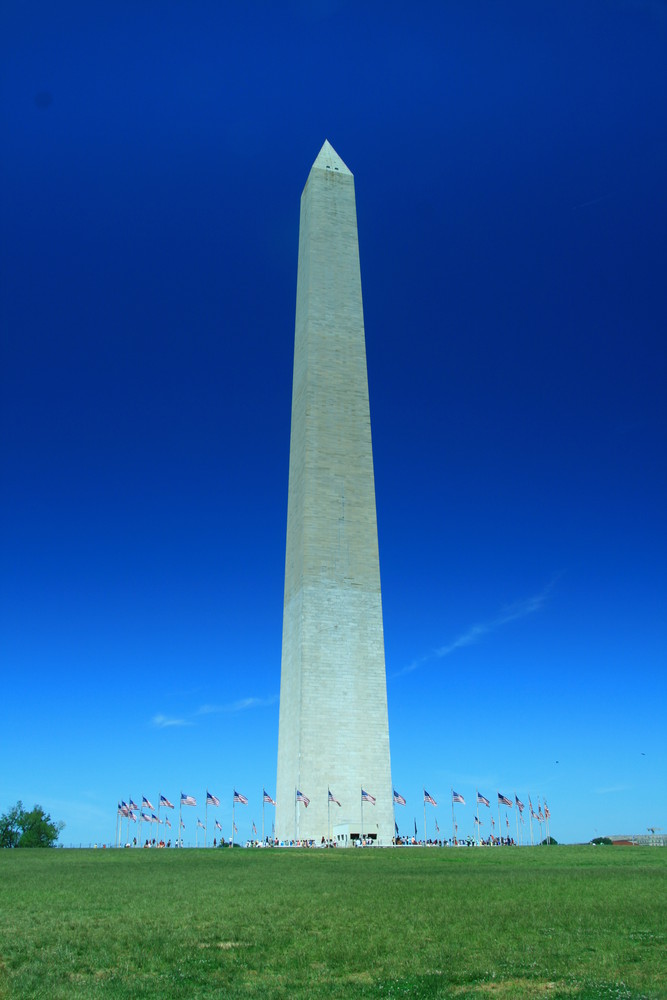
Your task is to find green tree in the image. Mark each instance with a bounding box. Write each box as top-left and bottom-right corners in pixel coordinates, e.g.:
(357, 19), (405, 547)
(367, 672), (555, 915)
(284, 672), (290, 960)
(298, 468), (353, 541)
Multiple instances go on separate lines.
(0, 802), (24, 848)
(0, 800), (64, 848)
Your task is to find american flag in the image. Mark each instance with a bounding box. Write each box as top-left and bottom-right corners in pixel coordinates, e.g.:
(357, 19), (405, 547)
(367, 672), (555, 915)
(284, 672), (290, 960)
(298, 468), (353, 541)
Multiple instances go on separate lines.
(538, 810), (545, 823)
(515, 795), (525, 812)
(197, 819), (205, 829)
(152, 814), (161, 824)
(296, 789), (310, 807)
(180, 819), (185, 828)
(233, 822), (238, 833)
(474, 816), (483, 825)
(215, 820), (222, 831)
(393, 790), (406, 806)
(206, 791), (220, 807)
(452, 790), (465, 805)
(506, 815), (510, 828)
(328, 789), (341, 806)
(435, 818), (440, 833)
(181, 793), (196, 807)
(477, 792), (490, 807)
(128, 811), (137, 822)
(142, 796), (155, 811)
(544, 801), (551, 820)
(160, 795), (174, 809)
(129, 799), (139, 812)
(165, 818), (172, 828)
(263, 789), (276, 805)
(252, 822), (258, 836)
(423, 790), (437, 807)
(361, 789), (376, 805)
(233, 790), (248, 805)
(490, 815), (495, 828)
(119, 802), (129, 817)
(141, 812), (152, 823)
(498, 792), (513, 807)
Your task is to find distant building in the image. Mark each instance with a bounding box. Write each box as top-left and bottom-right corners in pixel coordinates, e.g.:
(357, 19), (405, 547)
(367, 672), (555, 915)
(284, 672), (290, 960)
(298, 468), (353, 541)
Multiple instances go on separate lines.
(607, 833), (665, 846)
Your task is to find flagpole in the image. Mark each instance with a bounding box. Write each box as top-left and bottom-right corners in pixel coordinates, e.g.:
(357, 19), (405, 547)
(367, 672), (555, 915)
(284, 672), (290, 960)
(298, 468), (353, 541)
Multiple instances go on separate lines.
(392, 795), (396, 845)
(529, 797), (534, 846)
(497, 798), (501, 846)
(423, 794), (426, 845)
(157, 795), (161, 841)
(328, 789), (331, 847)
(205, 798), (208, 849)
(294, 787), (297, 844)
(115, 807), (119, 848)
(232, 796), (235, 848)
(476, 793), (480, 846)
(538, 798), (543, 844)
(515, 795), (519, 845)
(544, 800), (550, 844)
(262, 794), (265, 846)
(362, 788), (366, 843)
(537, 798), (541, 845)
(179, 798), (182, 848)
(451, 789), (455, 846)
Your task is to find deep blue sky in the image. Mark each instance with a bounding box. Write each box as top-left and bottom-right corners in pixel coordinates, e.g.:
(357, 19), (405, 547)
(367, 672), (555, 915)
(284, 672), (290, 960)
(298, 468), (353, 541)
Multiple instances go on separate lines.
(2, 1), (665, 846)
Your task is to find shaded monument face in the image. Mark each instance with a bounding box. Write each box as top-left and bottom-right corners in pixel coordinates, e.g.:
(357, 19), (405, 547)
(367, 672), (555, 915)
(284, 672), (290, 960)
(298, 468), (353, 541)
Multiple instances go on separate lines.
(276, 141), (393, 845)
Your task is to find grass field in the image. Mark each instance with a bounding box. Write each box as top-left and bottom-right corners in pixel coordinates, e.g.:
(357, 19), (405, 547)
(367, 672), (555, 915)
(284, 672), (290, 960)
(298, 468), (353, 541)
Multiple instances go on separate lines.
(0, 846), (664, 999)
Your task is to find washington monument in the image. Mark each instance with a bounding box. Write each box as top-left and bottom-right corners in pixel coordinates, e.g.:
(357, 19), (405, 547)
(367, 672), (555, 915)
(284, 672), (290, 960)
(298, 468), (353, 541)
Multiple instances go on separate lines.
(275, 141), (393, 845)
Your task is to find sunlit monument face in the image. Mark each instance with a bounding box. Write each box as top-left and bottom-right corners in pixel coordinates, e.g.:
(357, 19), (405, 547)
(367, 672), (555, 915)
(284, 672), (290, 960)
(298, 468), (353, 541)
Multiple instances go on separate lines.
(275, 141), (393, 846)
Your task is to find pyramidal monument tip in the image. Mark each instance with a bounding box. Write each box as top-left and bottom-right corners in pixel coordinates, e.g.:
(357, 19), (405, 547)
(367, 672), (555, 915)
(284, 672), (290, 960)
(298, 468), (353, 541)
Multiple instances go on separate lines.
(309, 139), (353, 177)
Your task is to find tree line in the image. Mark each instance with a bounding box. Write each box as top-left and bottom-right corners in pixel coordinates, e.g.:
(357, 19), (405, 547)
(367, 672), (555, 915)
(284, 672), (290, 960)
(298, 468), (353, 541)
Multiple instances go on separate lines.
(0, 801), (64, 848)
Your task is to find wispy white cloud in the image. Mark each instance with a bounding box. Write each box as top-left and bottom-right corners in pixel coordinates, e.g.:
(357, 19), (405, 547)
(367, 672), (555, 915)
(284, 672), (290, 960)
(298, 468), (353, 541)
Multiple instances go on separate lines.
(152, 696), (277, 727)
(151, 714), (190, 729)
(395, 580), (556, 678)
(197, 695), (278, 715)
(594, 784), (631, 795)
(226, 695), (278, 712)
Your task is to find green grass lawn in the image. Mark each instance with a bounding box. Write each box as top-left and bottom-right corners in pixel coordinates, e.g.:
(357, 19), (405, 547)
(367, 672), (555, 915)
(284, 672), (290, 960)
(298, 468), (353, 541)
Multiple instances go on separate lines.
(0, 846), (664, 999)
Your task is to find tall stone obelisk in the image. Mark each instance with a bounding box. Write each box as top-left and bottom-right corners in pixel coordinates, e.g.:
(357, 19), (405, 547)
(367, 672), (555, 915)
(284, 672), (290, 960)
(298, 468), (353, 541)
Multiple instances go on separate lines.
(276, 141), (393, 845)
